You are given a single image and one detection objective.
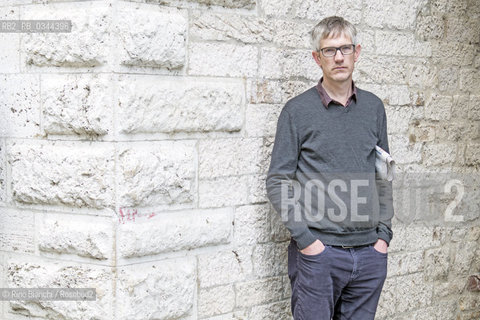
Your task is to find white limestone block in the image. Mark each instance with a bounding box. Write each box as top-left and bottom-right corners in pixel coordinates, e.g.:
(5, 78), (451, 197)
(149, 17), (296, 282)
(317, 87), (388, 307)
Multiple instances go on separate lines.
(118, 208), (232, 258)
(117, 75), (243, 134)
(42, 74), (112, 136)
(8, 141), (115, 208)
(117, 141), (195, 207)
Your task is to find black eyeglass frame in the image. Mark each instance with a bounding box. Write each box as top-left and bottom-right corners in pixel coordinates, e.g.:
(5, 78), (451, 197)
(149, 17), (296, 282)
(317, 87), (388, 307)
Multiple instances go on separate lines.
(317, 44), (356, 57)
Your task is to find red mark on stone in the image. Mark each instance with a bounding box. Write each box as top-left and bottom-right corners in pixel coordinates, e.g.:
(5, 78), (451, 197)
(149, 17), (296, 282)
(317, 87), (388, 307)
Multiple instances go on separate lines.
(118, 207), (126, 224)
(118, 208), (155, 224)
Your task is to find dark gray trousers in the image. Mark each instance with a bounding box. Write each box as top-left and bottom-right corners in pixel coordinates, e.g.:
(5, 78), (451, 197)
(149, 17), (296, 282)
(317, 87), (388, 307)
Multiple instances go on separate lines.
(288, 237), (388, 320)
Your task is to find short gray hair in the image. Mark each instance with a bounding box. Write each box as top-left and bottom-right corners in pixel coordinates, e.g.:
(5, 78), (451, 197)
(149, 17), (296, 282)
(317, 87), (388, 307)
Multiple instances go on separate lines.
(310, 16), (358, 52)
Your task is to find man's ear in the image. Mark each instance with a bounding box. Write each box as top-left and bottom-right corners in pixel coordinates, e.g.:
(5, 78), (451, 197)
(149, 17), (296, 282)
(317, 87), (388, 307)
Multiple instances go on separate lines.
(312, 51), (322, 68)
(354, 44), (361, 62)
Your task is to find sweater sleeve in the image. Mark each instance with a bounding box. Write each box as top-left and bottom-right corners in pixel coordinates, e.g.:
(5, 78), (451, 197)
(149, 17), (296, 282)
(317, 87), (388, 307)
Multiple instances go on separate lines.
(375, 105), (395, 246)
(266, 107), (318, 250)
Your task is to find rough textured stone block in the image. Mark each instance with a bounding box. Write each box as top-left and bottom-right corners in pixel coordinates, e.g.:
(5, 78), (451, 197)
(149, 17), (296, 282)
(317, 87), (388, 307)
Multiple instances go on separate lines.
(262, 0), (294, 17)
(0, 7), (20, 73)
(389, 135), (422, 164)
(403, 225), (443, 251)
(190, 11), (272, 44)
(363, 0), (426, 29)
(117, 76), (244, 134)
(431, 42), (475, 67)
(355, 27), (375, 53)
(457, 309), (480, 320)
(234, 204), (271, 245)
(423, 246), (450, 280)
(259, 48), (320, 80)
(0, 209), (34, 253)
(116, 4), (186, 69)
(445, 15), (480, 45)
(271, 20), (312, 49)
(199, 176), (250, 208)
(7, 258), (113, 319)
(459, 69), (480, 93)
(422, 143), (458, 166)
(409, 121), (436, 142)
(465, 144), (480, 166)
(195, 0), (255, 8)
(450, 95), (474, 121)
(433, 121), (475, 143)
(9, 141), (115, 208)
(198, 285), (235, 318)
(116, 258), (195, 320)
(392, 273), (432, 313)
(415, 14), (445, 41)
(118, 208), (232, 258)
(235, 276), (284, 307)
(188, 43), (257, 77)
(281, 275), (291, 299)
(358, 84), (411, 106)
(252, 242), (288, 277)
(295, 0), (362, 24)
(408, 301), (458, 320)
(386, 106), (422, 134)
(42, 74), (112, 136)
(201, 310), (249, 320)
(467, 95), (480, 120)
(406, 60), (438, 89)
(355, 56), (407, 84)
(0, 74), (40, 137)
(438, 67), (459, 92)
(250, 300), (291, 320)
(376, 31), (432, 57)
(388, 250), (424, 276)
(247, 79), (312, 104)
(458, 294), (480, 311)
(145, 0), (255, 9)
(452, 241), (478, 275)
(1, 1), (31, 5)
(0, 140), (5, 203)
(190, 11), (311, 49)
(117, 141), (195, 207)
(245, 104), (282, 137)
(22, 3), (110, 67)
(198, 247), (253, 287)
(38, 214), (112, 260)
(247, 173), (268, 203)
(433, 277), (465, 298)
(199, 138), (263, 178)
(424, 94), (452, 120)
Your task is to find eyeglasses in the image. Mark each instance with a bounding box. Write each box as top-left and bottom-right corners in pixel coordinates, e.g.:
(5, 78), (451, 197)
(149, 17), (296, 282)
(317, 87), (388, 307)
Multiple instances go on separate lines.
(318, 44), (355, 57)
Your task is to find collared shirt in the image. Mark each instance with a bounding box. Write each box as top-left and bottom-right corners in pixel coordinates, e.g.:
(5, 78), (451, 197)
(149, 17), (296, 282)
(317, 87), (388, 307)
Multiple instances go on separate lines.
(316, 77), (357, 108)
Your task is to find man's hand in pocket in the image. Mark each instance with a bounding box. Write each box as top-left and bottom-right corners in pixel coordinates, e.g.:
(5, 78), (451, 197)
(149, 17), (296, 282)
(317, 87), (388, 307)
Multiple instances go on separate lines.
(373, 239), (388, 253)
(300, 239), (325, 255)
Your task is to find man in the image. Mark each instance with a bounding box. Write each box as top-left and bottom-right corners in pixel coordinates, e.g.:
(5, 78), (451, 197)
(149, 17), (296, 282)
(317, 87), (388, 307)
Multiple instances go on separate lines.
(266, 16), (394, 320)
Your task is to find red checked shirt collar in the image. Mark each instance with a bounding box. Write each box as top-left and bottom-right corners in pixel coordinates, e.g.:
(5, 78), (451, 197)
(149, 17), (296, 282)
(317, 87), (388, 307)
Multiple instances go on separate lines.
(316, 77), (357, 108)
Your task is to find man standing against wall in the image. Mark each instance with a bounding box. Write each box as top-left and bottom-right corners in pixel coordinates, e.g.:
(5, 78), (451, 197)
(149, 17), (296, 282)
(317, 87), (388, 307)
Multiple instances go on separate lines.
(266, 16), (394, 320)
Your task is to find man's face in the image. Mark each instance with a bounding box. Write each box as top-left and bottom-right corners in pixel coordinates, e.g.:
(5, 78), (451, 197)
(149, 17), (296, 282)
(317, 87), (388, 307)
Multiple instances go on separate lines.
(312, 33), (361, 84)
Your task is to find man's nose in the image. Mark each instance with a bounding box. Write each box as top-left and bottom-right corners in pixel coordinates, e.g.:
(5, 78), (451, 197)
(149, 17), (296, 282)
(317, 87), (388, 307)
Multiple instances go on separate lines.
(334, 49), (344, 61)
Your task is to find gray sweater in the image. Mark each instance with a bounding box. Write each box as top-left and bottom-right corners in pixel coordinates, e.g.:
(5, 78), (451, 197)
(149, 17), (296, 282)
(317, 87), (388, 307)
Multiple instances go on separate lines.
(266, 86), (394, 250)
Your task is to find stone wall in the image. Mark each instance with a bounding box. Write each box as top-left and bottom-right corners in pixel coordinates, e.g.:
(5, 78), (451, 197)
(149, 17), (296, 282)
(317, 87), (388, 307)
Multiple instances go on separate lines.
(0, 0), (479, 319)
